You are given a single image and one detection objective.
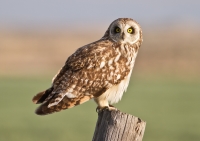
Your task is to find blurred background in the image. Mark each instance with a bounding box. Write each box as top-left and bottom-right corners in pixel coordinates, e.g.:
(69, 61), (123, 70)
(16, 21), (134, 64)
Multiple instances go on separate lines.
(0, 1), (200, 141)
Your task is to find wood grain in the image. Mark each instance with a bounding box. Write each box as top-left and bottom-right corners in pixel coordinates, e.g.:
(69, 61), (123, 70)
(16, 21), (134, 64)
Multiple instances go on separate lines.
(92, 110), (146, 141)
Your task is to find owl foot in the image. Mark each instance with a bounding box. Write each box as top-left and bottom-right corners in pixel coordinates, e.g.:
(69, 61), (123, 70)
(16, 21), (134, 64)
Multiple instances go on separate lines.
(108, 105), (117, 111)
(96, 105), (117, 113)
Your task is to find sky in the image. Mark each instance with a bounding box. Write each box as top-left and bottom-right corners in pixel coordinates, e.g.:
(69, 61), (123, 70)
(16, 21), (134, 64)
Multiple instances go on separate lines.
(0, 0), (200, 28)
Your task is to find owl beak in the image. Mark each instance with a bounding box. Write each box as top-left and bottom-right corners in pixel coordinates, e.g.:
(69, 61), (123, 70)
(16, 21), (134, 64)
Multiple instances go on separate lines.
(122, 32), (125, 41)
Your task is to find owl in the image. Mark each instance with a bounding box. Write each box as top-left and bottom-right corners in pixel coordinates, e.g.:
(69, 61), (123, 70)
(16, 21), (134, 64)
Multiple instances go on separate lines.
(32, 18), (143, 115)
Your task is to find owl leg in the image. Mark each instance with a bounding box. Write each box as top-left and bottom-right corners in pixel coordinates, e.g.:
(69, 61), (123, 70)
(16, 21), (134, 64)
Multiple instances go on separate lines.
(94, 100), (117, 113)
(94, 94), (117, 112)
(94, 97), (109, 113)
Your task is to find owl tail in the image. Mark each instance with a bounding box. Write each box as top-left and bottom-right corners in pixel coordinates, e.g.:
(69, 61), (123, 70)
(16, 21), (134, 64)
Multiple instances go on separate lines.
(32, 87), (54, 104)
(35, 95), (94, 115)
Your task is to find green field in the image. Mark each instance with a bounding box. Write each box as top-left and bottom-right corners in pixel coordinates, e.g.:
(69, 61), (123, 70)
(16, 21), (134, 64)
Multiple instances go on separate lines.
(0, 75), (199, 141)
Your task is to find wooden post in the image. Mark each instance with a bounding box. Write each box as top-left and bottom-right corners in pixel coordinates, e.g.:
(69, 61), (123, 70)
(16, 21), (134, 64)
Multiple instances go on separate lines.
(92, 110), (146, 141)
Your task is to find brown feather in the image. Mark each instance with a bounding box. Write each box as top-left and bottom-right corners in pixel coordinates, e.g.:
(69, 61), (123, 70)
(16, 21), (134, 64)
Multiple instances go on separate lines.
(32, 87), (53, 104)
(35, 95), (93, 115)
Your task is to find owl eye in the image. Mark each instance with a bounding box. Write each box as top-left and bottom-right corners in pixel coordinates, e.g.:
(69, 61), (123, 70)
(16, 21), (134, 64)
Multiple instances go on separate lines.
(127, 27), (134, 34)
(115, 27), (121, 33)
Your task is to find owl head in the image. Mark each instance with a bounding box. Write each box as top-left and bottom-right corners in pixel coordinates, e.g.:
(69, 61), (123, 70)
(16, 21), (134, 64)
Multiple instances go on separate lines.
(103, 18), (143, 45)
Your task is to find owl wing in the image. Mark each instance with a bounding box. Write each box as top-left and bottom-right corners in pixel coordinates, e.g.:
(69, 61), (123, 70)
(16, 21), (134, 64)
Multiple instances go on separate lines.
(33, 39), (129, 115)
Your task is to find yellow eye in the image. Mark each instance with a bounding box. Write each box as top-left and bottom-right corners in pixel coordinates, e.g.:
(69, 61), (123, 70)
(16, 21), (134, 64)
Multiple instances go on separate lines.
(115, 27), (121, 33)
(127, 28), (133, 34)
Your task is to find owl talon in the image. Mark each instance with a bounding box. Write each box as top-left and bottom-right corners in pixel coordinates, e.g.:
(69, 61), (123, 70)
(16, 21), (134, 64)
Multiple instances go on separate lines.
(96, 106), (108, 113)
(109, 104), (114, 108)
(108, 105), (117, 111)
(96, 106), (117, 113)
(96, 106), (100, 113)
(96, 106), (109, 113)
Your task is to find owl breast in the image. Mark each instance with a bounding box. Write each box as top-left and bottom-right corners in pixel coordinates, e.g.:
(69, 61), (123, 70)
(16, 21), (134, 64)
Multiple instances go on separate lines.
(101, 43), (138, 104)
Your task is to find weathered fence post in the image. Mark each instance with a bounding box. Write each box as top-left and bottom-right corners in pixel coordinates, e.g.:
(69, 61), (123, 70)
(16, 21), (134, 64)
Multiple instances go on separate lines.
(92, 110), (146, 141)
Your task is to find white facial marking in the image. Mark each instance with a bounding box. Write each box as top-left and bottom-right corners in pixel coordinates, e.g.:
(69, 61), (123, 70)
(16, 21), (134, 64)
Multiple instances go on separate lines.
(109, 20), (141, 45)
(124, 24), (140, 44)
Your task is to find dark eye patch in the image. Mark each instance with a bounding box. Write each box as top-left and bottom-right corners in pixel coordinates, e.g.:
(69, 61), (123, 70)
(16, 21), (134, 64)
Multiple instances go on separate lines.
(114, 26), (121, 33)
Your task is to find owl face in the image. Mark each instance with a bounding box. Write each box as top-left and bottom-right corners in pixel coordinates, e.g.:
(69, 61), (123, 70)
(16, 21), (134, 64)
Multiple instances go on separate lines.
(108, 18), (142, 45)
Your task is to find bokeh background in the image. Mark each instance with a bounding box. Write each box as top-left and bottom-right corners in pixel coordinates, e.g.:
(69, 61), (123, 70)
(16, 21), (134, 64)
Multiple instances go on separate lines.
(0, 1), (200, 141)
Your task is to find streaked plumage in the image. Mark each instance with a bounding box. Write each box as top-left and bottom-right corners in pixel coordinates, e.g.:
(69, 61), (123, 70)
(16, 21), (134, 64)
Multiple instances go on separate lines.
(32, 18), (143, 115)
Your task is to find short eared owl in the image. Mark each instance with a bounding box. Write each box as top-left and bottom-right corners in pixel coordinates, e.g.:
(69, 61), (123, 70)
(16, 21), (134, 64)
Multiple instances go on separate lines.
(32, 18), (143, 115)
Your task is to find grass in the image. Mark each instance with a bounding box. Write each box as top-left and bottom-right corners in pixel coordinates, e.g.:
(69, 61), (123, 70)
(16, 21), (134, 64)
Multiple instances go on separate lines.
(0, 75), (200, 141)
